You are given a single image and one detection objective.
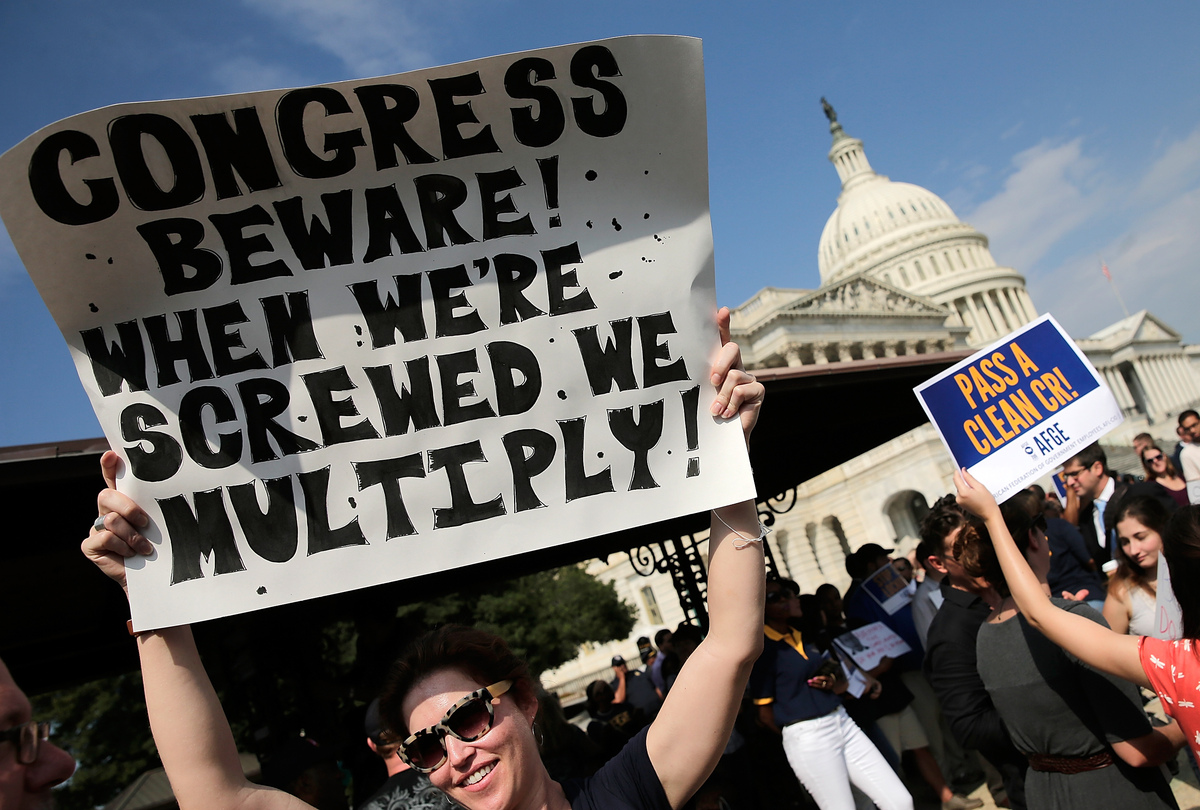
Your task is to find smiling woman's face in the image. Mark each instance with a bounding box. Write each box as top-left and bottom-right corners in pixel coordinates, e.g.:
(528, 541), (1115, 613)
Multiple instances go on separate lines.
(402, 668), (541, 810)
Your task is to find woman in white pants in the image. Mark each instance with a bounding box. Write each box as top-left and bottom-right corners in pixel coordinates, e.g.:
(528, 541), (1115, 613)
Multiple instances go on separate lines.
(750, 580), (912, 810)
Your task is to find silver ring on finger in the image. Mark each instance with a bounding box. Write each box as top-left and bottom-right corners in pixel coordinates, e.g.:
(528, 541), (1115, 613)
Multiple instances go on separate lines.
(93, 514), (109, 532)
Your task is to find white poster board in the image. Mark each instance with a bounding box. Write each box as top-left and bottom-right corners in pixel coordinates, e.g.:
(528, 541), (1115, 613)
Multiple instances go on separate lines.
(0, 36), (755, 630)
(914, 314), (1123, 502)
(859, 562), (913, 616)
(833, 621), (912, 672)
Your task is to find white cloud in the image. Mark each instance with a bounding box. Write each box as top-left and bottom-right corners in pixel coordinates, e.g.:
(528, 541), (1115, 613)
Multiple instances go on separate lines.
(965, 139), (1106, 271)
(1028, 185), (1200, 343)
(210, 56), (304, 94)
(1133, 125), (1200, 204)
(241, 0), (435, 78)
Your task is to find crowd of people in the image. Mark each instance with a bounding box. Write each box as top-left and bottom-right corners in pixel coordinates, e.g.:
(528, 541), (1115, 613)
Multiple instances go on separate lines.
(8, 337), (1200, 810)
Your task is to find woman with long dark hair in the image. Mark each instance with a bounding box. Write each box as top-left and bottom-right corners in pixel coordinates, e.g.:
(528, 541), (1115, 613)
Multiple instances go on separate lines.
(1103, 496), (1171, 638)
(82, 311), (768, 810)
(1141, 447), (1189, 509)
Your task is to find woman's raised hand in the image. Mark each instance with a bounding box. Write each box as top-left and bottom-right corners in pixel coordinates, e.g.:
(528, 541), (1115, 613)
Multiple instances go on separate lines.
(954, 466), (1000, 520)
(82, 450), (152, 594)
(710, 307), (764, 445)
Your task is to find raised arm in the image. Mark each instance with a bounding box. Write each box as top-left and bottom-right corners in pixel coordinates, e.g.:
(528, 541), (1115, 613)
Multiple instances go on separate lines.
(647, 307), (766, 808)
(83, 452), (309, 810)
(954, 468), (1147, 687)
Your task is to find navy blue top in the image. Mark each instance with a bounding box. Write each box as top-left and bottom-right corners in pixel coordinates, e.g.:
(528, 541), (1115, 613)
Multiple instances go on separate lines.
(749, 625), (842, 727)
(1045, 518), (1106, 598)
(845, 587), (924, 671)
(560, 726), (670, 810)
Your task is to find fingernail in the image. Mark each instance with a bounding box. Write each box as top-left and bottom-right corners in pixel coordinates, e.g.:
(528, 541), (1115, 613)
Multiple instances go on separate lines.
(710, 400), (723, 415)
(136, 513), (150, 528)
(710, 373), (721, 385)
(723, 407), (736, 419)
(138, 538), (153, 555)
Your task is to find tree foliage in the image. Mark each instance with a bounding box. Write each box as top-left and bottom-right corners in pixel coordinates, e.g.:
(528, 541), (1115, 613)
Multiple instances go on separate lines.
(401, 565), (638, 674)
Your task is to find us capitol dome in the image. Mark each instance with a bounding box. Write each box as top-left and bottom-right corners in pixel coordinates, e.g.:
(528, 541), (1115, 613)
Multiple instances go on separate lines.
(732, 100), (1038, 368)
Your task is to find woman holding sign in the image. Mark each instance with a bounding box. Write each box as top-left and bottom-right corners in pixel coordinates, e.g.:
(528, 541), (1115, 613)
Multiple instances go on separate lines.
(82, 310), (766, 810)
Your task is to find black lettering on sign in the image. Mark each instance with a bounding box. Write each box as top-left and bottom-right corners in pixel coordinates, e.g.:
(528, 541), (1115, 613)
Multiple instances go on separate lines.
(608, 400), (664, 490)
(81, 320), (148, 396)
(570, 46), (627, 138)
(302, 366), (381, 446)
(350, 274), (427, 348)
(109, 114), (206, 211)
(276, 87), (366, 179)
(202, 301), (269, 377)
(638, 313), (689, 387)
(28, 130), (119, 225)
(364, 358), (441, 436)
(494, 253), (546, 325)
(209, 204), (292, 286)
(260, 291), (323, 368)
(558, 417), (614, 501)
(229, 476), (298, 563)
(236, 377), (320, 463)
(505, 57), (565, 148)
(488, 341), (542, 416)
(428, 72), (501, 160)
(190, 107), (282, 200)
(573, 318), (636, 395)
(363, 185), (425, 262)
(355, 454), (426, 539)
(429, 440), (506, 529)
(144, 310), (214, 387)
(274, 190), (355, 270)
(179, 385), (243, 469)
(299, 466), (367, 553)
(353, 84), (437, 169)
(438, 349), (497, 426)
(414, 174), (476, 249)
(159, 489), (246, 584)
(137, 218), (224, 296)
(429, 264), (487, 337)
(478, 168), (536, 240)
(501, 428), (556, 512)
(544, 242), (595, 315)
(121, 402), (183, 482)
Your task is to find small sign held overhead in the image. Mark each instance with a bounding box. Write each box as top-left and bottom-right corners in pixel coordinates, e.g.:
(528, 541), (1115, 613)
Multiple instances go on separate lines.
(914, 314), (1123, 502)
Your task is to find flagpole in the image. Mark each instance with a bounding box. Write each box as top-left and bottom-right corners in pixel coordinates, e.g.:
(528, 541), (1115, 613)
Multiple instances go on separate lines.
(1101, 258), (1131, 318)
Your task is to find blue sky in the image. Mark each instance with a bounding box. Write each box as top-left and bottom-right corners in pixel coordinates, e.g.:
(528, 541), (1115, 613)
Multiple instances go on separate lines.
(1, 1), (1198, 447)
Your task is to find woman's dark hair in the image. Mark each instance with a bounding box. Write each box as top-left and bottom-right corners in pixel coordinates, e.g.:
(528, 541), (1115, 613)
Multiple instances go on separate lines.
(1162, 506), (1200, 640)
(1111, 494), (1171, 594)
(1141, 445), (1181, 482)
(955, 496), (1034, 598)
(378, 624), (533, 738)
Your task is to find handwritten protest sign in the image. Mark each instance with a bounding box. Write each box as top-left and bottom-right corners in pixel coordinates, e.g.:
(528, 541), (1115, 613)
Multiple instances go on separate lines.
(914, 314), (1123, 502)
(833, 621), (911, 672)
(0, 36), (755, 630)
(860, 562), (913, 616)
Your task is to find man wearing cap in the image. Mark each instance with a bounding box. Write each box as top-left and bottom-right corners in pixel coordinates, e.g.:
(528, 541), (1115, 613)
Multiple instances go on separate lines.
(0, 656), (76, 810)
(357, 699), (452, 810)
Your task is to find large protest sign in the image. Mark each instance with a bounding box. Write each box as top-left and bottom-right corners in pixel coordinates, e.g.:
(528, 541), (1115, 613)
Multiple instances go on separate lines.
(914, 314), (1123, 502)
(0, 36), (755, 630)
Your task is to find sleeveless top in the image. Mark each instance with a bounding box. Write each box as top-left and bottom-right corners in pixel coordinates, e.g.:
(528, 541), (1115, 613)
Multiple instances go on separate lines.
(1128, 584), (1164, 639)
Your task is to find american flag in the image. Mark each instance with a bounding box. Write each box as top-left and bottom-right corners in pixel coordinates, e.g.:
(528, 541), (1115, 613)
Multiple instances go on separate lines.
(1102, 262), (1112, 282)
